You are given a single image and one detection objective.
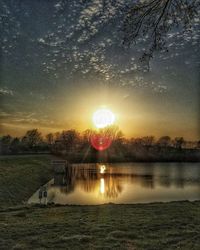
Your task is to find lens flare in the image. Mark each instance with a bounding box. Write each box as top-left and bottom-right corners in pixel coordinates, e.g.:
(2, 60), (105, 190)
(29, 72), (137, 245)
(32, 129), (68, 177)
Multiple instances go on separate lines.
(90, 134), (112, 151)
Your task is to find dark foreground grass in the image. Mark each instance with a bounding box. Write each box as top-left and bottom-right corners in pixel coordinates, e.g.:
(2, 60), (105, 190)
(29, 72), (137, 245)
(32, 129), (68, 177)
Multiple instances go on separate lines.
(0, 155), (54, 207)
(0, 201), (200, 250)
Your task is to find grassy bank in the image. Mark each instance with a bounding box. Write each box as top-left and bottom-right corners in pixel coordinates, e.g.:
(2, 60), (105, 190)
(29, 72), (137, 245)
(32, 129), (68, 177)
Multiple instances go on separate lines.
(0, 155), (54, 207)
(0, 201), (200, 249)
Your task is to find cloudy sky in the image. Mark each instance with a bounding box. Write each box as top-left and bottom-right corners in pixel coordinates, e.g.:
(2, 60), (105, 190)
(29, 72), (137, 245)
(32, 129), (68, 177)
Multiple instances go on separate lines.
(0, 0), (199, 139)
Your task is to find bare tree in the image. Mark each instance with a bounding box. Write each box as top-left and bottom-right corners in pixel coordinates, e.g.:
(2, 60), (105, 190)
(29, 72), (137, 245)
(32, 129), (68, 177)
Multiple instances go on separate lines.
(10, 137), (20, 153)
(46, 133), (54, 145)
(22, 129), (43, 149)
(60, 130), (79, 152)
(141, 136), (155, 146)
(99, 125), (123, 141)
(174, 137), (185, 149)
(123, 0), (199, 68)
(1, 135), (12, 145)
(157, 136), (171, 147)
(0, 135), (12, 154)
(82, 129), (94, 143)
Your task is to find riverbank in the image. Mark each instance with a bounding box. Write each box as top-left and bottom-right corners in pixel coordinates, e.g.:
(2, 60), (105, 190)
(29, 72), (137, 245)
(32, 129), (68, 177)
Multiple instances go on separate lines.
(0, 155), (54, 207)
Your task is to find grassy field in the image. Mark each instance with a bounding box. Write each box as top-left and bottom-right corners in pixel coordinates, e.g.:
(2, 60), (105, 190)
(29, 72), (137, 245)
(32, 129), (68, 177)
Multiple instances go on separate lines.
(0, 155), (54, 207)
(1, 202), (200, 249)
(0, 155), (200, 249)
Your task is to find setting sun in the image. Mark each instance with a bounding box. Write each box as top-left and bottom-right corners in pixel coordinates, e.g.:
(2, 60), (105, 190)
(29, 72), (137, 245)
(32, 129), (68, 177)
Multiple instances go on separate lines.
(92, 108), (115, 128)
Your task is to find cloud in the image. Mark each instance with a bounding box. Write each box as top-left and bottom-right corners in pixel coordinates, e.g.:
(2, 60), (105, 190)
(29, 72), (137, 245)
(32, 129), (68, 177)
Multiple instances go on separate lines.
(0, 110), (66, 130)
(0, 111), (11, 117)
(0, 88), (14, 96)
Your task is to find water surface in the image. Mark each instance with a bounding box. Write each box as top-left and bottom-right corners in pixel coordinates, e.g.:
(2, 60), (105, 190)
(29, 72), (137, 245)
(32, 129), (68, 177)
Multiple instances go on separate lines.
(28, 162), (200, 205)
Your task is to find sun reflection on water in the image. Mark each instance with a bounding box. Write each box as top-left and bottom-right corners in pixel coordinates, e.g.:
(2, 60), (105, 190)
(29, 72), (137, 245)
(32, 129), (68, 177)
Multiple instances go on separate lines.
(100, 178), (105, 194)
(100, 165), (106, 174)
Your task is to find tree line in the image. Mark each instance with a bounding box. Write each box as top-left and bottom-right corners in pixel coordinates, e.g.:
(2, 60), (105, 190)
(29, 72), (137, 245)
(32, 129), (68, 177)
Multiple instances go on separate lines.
(0, 128), (199, 162)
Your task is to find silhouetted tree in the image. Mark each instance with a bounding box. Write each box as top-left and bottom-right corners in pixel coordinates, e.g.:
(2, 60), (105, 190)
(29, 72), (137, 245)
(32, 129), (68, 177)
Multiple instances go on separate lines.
(141, 136), (155, 147)
(157, 136), (171, 147)
(174, 137), (185, 149)
(54, 132), (61, 140)
(10, 137), (20, 153)
(0, 135), (12, 154)
(100, 125), (123, 141)
(111, 129), (125, 154)
(130, 138), (143, 148)
(115, 130), (124, 142)
(123, 0), (199, 69)
(60, 130), (79, 152)
(82, 129), (94, 143)
(46, 133), (54, 145)
(22, 129), (43, 149)
(1, 135), (12, 144)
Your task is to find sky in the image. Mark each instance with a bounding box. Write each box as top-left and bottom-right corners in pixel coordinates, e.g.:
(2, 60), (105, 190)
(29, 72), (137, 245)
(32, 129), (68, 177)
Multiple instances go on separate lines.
(0, 0), (200, 140)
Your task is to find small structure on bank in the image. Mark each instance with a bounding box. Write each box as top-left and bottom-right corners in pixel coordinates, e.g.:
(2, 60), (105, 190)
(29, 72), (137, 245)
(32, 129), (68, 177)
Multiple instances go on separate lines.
(51, 160), (71, 186)
(38, 185), (48, 205)
(51, 160), (69, 174)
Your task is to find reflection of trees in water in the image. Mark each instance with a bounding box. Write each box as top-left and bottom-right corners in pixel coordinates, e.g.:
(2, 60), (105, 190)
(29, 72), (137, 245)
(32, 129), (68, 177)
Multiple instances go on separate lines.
(103, 176), (123, 198)
(138, 163), (155, 188)
(157, 165), (172, 188)
(78, 179), (98, 193)
(138, 175), (154, 189)
(53, 164), (200, 196)
(53, 164), (99, 194)
(53, 166), (76, 194)
(77, 176), (123, 198)
(156, 163), (200, 188)
(174, 163), (185, 188)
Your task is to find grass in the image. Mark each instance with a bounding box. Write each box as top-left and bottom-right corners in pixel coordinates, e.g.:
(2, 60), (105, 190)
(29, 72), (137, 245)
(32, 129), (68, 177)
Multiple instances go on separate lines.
(0, 155), (200, 249)
(0, 202), (200, 249)
(0, 155), (54, 207)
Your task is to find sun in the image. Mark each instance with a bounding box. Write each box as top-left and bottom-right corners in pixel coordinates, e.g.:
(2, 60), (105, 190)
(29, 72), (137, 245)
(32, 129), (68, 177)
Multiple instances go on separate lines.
(93, 108), (115, 128)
